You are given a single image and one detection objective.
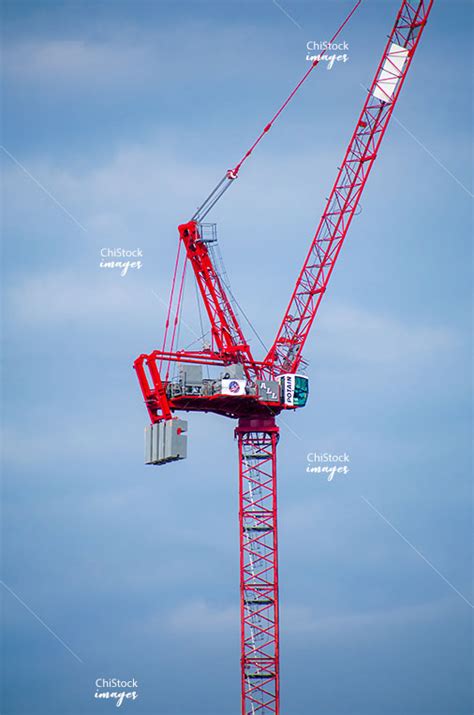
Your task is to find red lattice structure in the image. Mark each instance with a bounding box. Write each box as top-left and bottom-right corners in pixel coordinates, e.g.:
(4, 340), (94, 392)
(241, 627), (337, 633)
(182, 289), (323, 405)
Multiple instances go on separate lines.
(134, 3), (435, 712)
(238, 418), (280, 713)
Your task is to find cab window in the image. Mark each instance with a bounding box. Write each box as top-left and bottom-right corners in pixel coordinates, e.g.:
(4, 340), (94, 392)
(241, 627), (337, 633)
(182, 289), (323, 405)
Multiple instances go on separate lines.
(294, 376), (309, 407)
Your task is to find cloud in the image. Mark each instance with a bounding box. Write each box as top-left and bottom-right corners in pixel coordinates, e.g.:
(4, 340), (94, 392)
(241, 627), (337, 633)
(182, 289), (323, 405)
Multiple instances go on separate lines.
(2, 21), (266, 94)
(3, 39), (155, 87)
(1, 138), (226, 248)
(7, 268), (149, 325)
(164, 600), (238, 636)
(1, 416), (134, 469)
(313, 303), (456, 369)
(281, 598), (450, 640)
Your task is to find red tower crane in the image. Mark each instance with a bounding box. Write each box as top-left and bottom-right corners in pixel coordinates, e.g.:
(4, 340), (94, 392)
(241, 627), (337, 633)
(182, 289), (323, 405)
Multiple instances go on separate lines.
(134, 2), (434, 712)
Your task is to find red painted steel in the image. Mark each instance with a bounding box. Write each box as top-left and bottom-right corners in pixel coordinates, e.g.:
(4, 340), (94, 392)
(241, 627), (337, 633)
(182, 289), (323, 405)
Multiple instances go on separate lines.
(133, 2), (435, 712)
(237, 418), (280, 714)
(266, 0), (435, 376)
(179, 221), (254, 366)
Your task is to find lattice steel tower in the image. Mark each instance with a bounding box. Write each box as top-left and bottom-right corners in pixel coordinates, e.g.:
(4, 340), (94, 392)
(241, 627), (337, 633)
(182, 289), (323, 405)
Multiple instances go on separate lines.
(134, 3), (435, 712)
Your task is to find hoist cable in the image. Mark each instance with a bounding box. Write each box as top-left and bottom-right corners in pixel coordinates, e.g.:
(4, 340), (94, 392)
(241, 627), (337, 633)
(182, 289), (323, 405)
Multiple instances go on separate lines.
(160, 239), (183, 370)
(165, 258), (188, 382)
(232, 0), (363, 176)
(191, 0), (363, 221)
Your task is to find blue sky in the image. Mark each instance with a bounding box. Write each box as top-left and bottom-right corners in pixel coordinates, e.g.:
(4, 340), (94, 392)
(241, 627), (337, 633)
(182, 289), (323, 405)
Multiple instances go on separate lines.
(1, 1), (472, 714)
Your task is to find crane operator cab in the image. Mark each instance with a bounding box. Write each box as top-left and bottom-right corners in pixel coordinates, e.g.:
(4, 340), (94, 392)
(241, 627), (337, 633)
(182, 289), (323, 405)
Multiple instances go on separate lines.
(277, 373), (309, 409)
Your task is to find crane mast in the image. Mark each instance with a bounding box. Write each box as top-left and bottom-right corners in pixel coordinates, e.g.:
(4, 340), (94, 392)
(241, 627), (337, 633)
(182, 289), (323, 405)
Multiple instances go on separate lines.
(134, 2), (435, 713)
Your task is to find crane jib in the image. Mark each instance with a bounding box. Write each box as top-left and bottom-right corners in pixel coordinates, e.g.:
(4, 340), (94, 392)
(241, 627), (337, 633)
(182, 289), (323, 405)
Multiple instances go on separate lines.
(267, 0), (434, 377)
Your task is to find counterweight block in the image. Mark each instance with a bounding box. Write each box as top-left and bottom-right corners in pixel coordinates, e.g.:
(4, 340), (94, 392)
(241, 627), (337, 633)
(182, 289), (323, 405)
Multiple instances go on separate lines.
(145, 419), (188, 465)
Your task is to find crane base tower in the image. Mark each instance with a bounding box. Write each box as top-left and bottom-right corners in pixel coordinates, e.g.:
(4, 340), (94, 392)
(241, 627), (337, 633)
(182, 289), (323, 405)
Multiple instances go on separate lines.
(237, 417), (280, 714)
